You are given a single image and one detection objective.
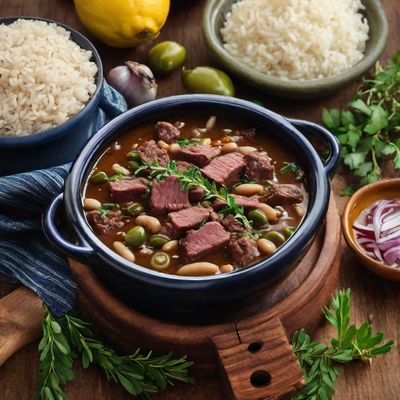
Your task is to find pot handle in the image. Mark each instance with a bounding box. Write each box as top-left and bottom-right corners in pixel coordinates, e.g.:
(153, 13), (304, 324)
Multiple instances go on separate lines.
(213, 317), (305, 399)
(42, 193), (94, 262)
(289, 118), (340, 178)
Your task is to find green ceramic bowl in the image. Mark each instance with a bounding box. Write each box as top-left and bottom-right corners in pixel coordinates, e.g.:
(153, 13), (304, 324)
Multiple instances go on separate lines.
(202, 0), (388, 99)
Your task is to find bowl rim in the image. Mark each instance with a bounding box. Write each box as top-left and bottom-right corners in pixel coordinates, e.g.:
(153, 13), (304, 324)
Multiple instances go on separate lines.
(63, 94), (332, 287)
(0, 16), (104, 148)
(342, 178), (400, 275)
(202, 0), (389, 97)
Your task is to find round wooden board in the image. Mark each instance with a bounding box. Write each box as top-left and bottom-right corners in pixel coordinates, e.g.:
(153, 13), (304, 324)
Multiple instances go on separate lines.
(69, 196), (341, 399)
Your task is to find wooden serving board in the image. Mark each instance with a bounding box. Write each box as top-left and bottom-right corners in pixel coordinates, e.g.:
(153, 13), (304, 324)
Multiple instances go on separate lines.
(68, 196), (341, 400)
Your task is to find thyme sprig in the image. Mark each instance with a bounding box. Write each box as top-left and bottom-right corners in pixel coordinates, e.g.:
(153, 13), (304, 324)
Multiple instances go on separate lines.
(35, 307), (194, 400)
(292, 289), (393, 400)
(136, 160), (253, 231)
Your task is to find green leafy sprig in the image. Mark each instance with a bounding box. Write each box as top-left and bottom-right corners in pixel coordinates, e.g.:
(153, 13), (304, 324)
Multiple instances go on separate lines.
(280, 162), (305, 181)
(136, 160), (253, 231)
(322, 51), (400, 192)
(292, 289), (393, 400)
(35, 307), (193, 400)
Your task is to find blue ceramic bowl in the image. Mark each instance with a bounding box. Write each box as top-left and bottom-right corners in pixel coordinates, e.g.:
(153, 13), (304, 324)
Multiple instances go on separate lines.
(0, 17), (104, 175)
(43, 95), (340, 317)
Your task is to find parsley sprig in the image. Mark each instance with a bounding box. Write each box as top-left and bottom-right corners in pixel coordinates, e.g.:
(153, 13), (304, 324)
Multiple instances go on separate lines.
(136, 160), (253, 231)
(322, 51), (400, 191)
(35, 306), (193, 400)
(280, 162), (305, 181)
(292, 289), (393, 400)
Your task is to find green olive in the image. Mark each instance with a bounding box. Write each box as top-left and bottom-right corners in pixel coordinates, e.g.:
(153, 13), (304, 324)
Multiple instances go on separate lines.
(283, 226), (295, 238)
(182, 66), (235, 96)
(128, 160), (140, 171)
(125, 226), (148, 248)
(127, 150), (140, 160)
(150, 252), (171, 271)
(264, 230), (285, 246)
(126, 202), (144, 217)
(150, 234), (171, 248)
(248, 209), (268, 227)
(148, 41), (186, 75)
(90, 171), (109, 184)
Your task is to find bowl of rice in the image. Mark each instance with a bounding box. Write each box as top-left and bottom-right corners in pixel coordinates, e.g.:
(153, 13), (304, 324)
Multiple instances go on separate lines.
(0, 17), (103, 175)
(202, 0), (388, 98)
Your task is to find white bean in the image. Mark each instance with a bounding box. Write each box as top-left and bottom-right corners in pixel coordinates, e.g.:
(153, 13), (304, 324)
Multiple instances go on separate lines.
(135, 215), (161, 234)
(258, 203), (280, 222)
(294, 204), (305, 218)
(177, 262), (219, 276)
(190, 129), (201, 138)
(169, 143), (180, 154)
(238, 146), (257, 155)
(111, 163), (130, 176)
(83, 198), (101, 211)
(113, 241), (135, 262)
(206, 115), (216, 130)
(257, 239), (277, 256)
(220, 264), (234, 273)
(161, 240), (179, 252)
(222, 142), (238, 153)
(234, 183), (264, 196)
(157, 140), (169, 150)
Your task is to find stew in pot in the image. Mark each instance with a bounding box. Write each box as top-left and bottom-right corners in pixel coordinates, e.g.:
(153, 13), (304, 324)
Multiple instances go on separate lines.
(83, 115), (308, 276)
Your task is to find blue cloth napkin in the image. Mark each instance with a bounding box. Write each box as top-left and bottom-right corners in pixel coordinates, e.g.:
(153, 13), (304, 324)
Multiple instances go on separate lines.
(0, 82), (126, 316)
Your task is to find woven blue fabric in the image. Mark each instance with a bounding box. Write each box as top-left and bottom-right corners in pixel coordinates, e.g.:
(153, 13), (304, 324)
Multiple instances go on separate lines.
(0, 82), (126, 316)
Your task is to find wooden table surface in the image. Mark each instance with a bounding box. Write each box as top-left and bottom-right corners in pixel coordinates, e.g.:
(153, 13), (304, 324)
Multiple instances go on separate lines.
(1, 1), (399, 399)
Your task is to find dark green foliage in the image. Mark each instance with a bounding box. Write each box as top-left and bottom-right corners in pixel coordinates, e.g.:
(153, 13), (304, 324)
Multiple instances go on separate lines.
(35, 307), (193, 400)
(292, 289), (393, 400)
(323, 52), (400, 191)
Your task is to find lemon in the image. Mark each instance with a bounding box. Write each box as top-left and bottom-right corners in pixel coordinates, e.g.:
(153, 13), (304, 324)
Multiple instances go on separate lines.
(74, 0), (170, 48)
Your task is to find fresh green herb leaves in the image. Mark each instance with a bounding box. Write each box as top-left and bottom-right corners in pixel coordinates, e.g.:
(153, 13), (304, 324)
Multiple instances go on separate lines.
(280, 162), (305, 181)
(137, 160), (253, 231)
(36, 307), (193, 400)
(292, 289), (393, 400)
(178, 138), (191, 147)
(322, 51), (400, 187)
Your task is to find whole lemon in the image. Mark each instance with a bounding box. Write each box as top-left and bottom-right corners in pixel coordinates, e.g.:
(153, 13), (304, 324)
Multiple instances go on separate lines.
(74, 0), (170, 48)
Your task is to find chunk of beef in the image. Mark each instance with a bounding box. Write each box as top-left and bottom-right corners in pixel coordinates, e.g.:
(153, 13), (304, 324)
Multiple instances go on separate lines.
(189, 186), (205, 202)
(244, 151), (274, 182)
(266, 184), (304, 206)
(162, 207), (211, 238)
(213, 194), (259, 211)
(137, 140), (169, 166)
(210, 212), (244, 233)
(150, 175), (190, 213)
(155, 121), (180, 144)
(181, 221), (230, 262)
(178, 145), (221, 167)
(86, 210), (124, 234)
(201, 152), (244, 186)
(228, 237), (260, 267)
(176, 160), (194, 172)
(109, 178), (148, 202)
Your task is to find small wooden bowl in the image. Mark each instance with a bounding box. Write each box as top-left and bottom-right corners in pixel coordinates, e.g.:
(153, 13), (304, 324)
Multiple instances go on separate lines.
(342, 179), (400, 282)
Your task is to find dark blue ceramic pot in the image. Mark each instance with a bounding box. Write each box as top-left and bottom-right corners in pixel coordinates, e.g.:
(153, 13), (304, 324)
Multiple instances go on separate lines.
(43, 95), (340, 318)
(0, 17), (104, 175)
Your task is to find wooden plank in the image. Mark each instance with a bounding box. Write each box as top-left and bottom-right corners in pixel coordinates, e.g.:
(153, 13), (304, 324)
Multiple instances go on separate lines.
(0, 0), (399, 399)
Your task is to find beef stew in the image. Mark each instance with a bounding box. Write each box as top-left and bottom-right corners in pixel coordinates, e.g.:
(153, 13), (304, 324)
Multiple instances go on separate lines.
(83, 115), (308, 276)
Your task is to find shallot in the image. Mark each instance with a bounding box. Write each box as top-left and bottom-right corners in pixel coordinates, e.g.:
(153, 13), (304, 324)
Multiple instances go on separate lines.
(107, 61), (157, 108)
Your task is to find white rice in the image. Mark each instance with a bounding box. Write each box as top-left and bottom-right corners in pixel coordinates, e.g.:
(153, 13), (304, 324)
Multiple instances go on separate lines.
(0, 19), (98, 136)
(221, 0), (369, 81)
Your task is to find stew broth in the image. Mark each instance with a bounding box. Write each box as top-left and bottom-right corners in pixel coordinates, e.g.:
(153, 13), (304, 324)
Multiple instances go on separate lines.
(84, 115), (308, 276)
